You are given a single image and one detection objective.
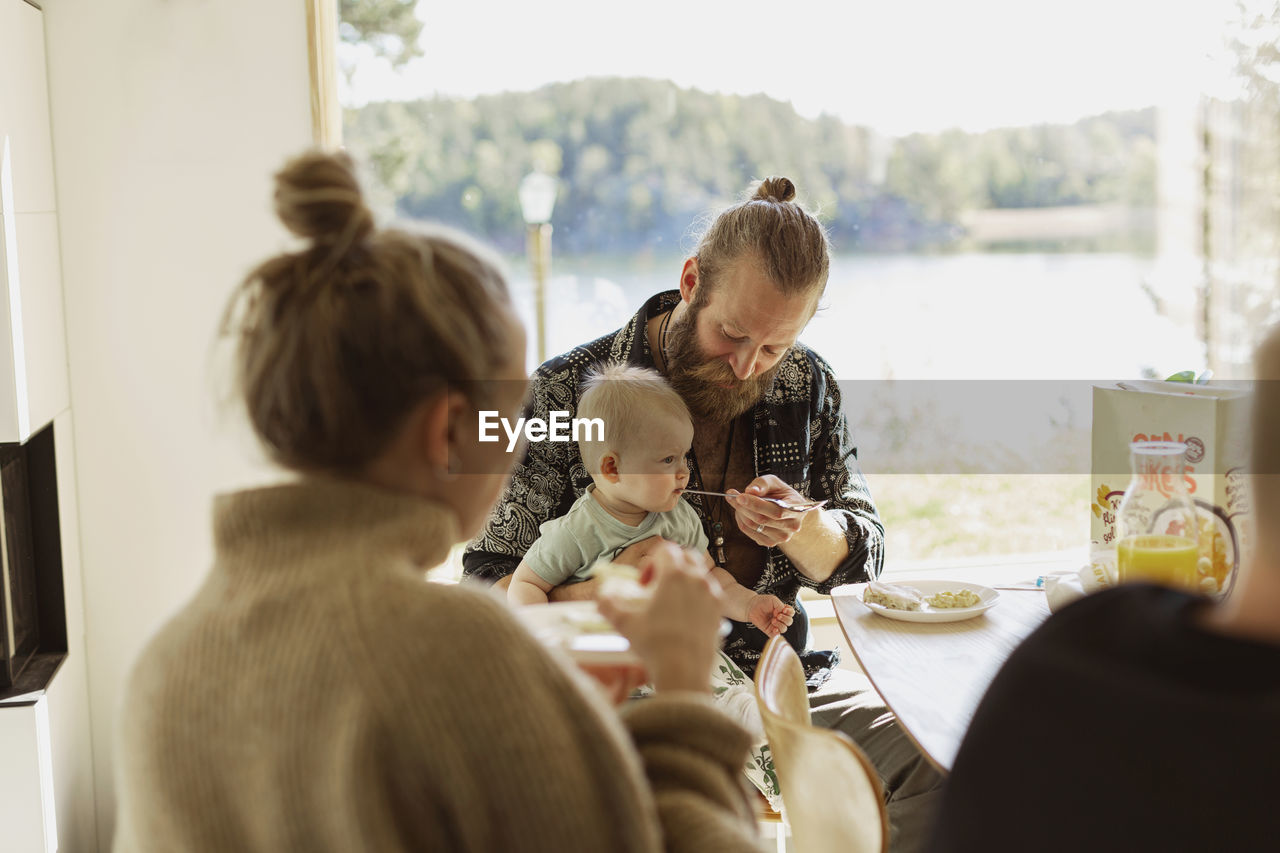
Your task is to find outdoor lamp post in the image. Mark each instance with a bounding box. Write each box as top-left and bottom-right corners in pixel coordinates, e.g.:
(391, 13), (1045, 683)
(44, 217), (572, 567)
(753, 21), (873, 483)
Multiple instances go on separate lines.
(518, 171), (557, 364)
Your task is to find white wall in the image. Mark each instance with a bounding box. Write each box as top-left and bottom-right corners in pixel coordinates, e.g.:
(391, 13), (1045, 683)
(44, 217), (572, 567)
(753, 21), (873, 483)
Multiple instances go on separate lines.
(42, 0), (312, 845)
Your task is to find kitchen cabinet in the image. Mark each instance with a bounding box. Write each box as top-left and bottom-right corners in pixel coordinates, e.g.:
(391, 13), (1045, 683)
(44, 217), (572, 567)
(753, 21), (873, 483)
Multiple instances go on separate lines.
(0, 695), (57, 852)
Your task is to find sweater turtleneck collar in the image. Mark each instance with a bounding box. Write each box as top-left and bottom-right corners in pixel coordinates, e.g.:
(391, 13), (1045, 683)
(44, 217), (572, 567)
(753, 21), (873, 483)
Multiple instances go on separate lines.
(212, 476), (459, 576)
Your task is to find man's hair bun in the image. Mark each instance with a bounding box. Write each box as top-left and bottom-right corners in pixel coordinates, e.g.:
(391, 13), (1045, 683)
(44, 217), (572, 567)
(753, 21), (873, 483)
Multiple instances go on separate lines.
(272, 150), (374, 245)
(751, 176), (797, 204)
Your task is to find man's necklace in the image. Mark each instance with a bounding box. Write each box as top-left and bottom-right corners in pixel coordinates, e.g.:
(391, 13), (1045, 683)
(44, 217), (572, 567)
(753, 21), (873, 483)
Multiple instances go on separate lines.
(702, 419), (735, 567)
(661, 306), (734, 567)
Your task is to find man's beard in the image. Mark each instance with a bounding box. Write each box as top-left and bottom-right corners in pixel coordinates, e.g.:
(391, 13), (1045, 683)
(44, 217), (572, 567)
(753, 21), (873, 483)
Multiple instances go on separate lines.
(663, 303), (783, 424)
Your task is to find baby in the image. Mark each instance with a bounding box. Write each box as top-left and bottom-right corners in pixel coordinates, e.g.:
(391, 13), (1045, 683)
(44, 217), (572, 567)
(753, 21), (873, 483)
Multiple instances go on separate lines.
(508, 362), (792, 808)
(507, 363), (794, 638)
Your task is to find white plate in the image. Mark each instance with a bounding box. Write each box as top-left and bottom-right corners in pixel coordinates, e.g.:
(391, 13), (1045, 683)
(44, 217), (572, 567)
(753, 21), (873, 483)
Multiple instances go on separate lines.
(858, 580), (1000, 623)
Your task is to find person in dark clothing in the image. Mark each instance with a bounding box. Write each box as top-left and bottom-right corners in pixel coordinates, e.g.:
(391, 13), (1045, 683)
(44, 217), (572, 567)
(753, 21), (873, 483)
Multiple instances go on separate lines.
(929, 325), (1280, 853)
(465, 176), (943, 853)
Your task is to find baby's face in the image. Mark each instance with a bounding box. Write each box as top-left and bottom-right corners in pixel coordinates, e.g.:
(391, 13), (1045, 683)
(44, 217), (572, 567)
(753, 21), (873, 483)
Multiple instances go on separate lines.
(613, 413), (693, 514)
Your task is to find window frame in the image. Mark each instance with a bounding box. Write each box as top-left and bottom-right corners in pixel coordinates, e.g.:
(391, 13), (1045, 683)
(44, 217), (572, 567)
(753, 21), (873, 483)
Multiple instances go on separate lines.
(306, 0), (342, 147)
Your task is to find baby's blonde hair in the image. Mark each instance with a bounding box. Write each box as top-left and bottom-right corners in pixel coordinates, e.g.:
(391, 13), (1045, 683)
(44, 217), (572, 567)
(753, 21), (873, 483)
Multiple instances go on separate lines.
(577, 363), (691, 475)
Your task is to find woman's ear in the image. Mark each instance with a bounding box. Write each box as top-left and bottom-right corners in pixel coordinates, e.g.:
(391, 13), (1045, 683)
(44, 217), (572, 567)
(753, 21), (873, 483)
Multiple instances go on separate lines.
(599, 452), (621, 484)
(421, 391), (464, 480)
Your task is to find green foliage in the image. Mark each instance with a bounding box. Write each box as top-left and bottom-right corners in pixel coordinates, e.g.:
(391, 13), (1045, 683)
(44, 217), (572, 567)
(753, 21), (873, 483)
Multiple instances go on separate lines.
(884, 113), (1156, 214)
(1203, 1), (1280, 367)
(338, 0), (423, 67)
(344, 77), (1156, 255)
(1226, 1), (1280, 262)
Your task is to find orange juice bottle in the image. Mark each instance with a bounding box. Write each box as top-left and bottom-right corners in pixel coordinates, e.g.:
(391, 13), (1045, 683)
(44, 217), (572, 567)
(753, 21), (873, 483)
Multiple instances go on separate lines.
(1117, 534), (1199, 588)
(1114, 441), (1201, 592)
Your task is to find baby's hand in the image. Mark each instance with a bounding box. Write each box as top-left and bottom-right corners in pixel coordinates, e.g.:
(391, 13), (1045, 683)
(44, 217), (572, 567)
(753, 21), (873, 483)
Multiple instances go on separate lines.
(746, 594), (795, 637)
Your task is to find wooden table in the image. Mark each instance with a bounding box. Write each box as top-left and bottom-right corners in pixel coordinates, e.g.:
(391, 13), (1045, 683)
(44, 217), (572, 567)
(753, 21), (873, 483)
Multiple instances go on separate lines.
(831, 581), (1051, 773)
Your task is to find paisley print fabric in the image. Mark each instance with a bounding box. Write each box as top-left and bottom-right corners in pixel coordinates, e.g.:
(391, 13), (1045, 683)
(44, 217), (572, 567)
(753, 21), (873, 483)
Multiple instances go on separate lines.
(464, 290), (884, 684)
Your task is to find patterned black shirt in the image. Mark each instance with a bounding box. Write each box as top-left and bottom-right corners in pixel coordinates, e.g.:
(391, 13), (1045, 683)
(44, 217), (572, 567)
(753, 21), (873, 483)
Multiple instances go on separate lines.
(463, 291), (884, 685)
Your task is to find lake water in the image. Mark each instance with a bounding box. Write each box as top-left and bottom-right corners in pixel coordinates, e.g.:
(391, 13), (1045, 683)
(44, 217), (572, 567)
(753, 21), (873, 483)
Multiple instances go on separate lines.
(507, 251), (1206, 478)
(510, 251), (1203, 381)
(506, 251), (1193, 558)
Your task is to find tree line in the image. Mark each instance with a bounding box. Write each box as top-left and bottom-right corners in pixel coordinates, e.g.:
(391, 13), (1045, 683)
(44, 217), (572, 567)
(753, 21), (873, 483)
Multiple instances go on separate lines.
(344, 77), (1156, 255)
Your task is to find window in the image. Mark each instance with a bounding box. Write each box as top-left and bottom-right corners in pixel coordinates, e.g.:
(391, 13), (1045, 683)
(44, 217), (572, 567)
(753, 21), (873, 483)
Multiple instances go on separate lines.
(330, 0), (1273, 569)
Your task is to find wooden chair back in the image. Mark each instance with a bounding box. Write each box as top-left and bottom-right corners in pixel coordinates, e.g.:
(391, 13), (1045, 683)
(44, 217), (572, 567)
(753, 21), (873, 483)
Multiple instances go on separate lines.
(754, 635), (889, 853)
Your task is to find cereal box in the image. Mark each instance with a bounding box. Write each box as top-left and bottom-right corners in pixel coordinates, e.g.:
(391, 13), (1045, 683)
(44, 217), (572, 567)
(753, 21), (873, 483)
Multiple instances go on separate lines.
(1091, 381), (1253, 596)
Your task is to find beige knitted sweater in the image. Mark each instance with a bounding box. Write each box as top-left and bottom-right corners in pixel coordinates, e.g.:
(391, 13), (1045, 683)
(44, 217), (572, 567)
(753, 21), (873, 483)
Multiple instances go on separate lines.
(112, 478), (762, 852)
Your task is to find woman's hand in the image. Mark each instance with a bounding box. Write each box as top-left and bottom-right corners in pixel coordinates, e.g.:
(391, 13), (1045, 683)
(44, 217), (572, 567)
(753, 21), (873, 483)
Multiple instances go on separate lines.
(597, 540), (723, 694)
(577, 661), (650, 705)
(727, 475), (811, 546)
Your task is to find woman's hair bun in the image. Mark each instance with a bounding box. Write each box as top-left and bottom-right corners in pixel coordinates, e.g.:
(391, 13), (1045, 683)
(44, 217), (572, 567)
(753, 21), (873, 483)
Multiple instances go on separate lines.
(272, 149), (374, 245)
(752, 176), (797, 204)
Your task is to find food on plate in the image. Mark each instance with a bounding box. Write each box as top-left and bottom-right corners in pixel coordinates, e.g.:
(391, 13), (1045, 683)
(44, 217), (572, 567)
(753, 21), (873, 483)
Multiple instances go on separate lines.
(924, 589), (981, 609)
(863, 582), (924, 611)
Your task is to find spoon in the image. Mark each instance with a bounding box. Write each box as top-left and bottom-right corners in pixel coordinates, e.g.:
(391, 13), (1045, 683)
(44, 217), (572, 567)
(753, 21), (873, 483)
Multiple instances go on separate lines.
(681, 489), (828, 513)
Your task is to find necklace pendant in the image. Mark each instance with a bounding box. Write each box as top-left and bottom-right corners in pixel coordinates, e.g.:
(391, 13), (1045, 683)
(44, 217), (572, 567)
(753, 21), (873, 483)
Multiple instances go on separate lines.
(715, 544), (726, 565)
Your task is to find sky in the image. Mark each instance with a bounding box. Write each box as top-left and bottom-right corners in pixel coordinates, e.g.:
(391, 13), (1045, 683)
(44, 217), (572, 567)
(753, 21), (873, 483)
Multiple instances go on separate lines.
(339, 0), (1241, 136)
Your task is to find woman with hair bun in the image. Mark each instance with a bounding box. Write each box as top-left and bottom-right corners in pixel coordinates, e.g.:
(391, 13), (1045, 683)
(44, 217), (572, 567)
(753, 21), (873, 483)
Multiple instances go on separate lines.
(112, 150), (764, 853)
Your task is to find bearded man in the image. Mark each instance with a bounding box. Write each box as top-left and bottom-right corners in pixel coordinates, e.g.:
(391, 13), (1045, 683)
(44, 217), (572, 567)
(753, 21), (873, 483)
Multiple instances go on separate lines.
(464, 176), (942, 852)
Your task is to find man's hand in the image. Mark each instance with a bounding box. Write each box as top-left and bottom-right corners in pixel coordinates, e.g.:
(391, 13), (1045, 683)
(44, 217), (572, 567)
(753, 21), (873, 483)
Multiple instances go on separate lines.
(746, 594), (796, 636)
(727, 475), (810, 546)
(548, 577), (602, 602)
(729, 474), (849, 583)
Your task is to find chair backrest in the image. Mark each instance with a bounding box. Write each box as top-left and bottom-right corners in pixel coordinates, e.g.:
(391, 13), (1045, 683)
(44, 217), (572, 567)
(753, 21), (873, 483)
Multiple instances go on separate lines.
(754, 635), (889, 853)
